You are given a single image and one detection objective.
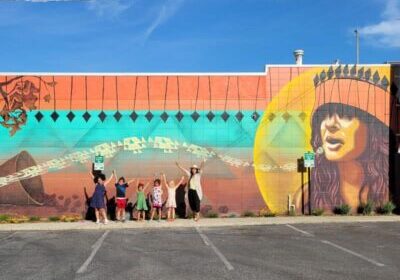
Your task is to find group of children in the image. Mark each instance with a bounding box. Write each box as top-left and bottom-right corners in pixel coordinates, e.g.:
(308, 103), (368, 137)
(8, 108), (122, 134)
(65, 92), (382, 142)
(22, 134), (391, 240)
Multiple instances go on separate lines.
(131, 173), (185, 222)
(88, 160), (205, 224)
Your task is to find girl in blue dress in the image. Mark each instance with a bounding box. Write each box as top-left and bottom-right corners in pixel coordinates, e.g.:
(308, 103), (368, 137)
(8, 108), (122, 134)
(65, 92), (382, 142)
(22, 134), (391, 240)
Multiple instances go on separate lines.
(90, 171), (114, 224)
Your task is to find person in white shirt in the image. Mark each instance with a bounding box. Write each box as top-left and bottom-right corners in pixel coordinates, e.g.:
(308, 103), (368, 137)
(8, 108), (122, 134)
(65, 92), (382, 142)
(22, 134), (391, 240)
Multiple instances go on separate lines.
(175, 159), (205, 221)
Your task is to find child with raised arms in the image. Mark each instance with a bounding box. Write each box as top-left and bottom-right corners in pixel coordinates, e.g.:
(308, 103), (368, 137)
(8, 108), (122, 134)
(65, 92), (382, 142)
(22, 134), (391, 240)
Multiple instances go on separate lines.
(162, 173), (185, 221)
(89, 170), (114, 224)
(136, 180), (151, 221)
(113, 170), (136, 222)
(150, 175), (164, 222)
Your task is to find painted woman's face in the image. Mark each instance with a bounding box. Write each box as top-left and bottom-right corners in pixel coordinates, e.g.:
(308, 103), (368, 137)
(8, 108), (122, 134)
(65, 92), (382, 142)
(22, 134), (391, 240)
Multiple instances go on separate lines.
(320, 113), (368, 162)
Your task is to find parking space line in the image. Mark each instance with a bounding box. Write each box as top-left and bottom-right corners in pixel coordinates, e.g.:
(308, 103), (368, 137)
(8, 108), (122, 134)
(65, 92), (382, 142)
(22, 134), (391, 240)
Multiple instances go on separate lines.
(76, 230), (110, 274)
(286, 224), (385, 267)
(195, 227), (234, 271)
(320, 240), (385, 267)
(0, 232), (16, 242)
(286, 224), (314, 237)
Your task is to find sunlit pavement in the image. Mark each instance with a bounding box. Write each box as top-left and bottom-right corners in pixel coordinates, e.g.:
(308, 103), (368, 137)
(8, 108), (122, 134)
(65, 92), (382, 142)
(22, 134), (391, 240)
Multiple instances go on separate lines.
(1, 215), (400, 231)
(0, 220), (400, 279)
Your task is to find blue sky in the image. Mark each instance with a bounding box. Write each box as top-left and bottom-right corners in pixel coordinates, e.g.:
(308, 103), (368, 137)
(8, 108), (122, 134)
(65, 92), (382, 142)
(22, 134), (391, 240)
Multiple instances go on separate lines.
(0, 0), (399, 72)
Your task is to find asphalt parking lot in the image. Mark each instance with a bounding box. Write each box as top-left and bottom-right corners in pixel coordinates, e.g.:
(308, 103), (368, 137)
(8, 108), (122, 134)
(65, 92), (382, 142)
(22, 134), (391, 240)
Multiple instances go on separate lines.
(0, 222), (399, 280)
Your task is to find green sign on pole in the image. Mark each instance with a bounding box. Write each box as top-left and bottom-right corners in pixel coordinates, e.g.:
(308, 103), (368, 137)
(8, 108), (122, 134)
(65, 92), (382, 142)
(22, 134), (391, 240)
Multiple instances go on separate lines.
(94, 155), (104, 171)
(304, 151), (315, 168)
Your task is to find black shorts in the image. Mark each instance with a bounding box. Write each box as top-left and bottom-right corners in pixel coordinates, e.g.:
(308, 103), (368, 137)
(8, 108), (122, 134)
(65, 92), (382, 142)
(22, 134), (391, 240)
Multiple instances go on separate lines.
(188, 189), (200, 213)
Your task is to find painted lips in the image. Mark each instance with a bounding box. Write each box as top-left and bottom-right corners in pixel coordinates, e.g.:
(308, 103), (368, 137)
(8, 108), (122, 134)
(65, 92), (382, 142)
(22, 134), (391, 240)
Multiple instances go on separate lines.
(325, 136), (345, 151)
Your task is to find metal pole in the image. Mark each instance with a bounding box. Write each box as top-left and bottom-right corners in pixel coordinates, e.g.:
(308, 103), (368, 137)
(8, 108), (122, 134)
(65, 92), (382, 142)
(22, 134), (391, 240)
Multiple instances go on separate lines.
(301, 170), (304, 215)
(355, 29), (359, 64)
(308, 167), (311, 215)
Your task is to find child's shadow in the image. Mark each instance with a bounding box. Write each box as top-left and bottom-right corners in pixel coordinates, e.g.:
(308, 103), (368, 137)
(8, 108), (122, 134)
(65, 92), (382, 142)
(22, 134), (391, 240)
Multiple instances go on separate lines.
(84, 187), (96, 222)
(106, 195), (116, 221)
(176, 183), (187, 218)
(126, 200), (137, 220)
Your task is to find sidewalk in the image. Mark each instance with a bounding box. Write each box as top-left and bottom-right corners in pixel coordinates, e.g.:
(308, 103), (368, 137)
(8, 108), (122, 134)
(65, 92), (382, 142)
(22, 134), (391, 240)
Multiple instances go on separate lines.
(1, 215), (400, 231)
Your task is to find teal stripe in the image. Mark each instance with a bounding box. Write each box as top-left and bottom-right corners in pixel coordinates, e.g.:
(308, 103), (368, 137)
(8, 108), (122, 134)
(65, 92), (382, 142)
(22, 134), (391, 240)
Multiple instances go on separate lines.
(0, 110), (262, 159)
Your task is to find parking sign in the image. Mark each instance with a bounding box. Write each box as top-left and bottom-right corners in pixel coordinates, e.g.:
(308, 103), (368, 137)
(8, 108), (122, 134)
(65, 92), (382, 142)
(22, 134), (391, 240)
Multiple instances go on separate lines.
(94, 155), (104, 171)
(304, 151), (315, 168)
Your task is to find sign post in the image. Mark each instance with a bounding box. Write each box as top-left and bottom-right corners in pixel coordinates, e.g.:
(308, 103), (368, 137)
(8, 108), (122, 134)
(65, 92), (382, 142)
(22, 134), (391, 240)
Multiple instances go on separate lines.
(297, 157), (306, 214)
(304, 151), (315, 215)
(94, 155), (104, 171)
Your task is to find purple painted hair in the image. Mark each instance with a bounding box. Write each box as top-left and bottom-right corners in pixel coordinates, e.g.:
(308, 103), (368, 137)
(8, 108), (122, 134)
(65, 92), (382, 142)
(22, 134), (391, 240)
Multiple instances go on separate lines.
(311, 103), (389, 209)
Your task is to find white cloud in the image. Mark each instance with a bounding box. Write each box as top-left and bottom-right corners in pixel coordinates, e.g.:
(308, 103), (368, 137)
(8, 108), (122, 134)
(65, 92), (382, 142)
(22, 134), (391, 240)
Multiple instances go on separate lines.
(143, 0), (184, 41)
(13, 0), (88, 2)
(4, 0), (183, 38)
(86, 0), (133, 17)
(358, 0), (400, 47)
(11, 0), (132, 17)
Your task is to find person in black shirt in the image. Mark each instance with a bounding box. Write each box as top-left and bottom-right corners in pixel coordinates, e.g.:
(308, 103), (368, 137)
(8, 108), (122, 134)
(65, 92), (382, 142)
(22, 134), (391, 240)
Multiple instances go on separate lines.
(113, 170), (135, 222)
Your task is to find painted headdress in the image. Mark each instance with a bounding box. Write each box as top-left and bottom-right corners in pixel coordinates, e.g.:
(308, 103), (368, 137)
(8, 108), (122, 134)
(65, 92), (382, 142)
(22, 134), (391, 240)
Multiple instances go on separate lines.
(312, 65), (391, 126)
(253, 64), (392, 214)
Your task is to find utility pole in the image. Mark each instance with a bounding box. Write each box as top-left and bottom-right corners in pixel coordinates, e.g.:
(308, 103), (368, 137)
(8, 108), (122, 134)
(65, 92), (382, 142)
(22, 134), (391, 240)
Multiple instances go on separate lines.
(354, 29), (359, 64)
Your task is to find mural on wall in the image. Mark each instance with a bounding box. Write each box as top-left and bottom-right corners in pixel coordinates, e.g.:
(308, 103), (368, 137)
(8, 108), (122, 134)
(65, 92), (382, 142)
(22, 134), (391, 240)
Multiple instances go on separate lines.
(0, 76), (55, 135)
(0, 75), (267, 216)
(0, 65), (394, 216)
(255, 65), (391, 213)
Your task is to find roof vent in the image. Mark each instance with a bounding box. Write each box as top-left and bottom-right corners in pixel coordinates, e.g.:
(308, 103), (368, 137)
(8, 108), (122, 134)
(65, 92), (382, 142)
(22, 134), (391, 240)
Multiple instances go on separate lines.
(293, 49), (304, 65)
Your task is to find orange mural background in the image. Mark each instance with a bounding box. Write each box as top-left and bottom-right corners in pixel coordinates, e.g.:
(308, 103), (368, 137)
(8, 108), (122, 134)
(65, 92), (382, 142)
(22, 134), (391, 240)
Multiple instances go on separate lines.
(0, 64), (396, 218)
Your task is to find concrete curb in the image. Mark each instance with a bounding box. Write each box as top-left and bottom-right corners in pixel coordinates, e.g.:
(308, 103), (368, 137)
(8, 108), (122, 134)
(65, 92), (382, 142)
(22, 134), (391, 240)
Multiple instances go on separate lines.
(0, 216), (399, 231)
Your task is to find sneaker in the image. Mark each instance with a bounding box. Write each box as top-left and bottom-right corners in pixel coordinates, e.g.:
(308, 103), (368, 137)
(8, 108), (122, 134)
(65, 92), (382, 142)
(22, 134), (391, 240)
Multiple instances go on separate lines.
(104, 219), (109, 225)
(96, 220), (100, 224)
